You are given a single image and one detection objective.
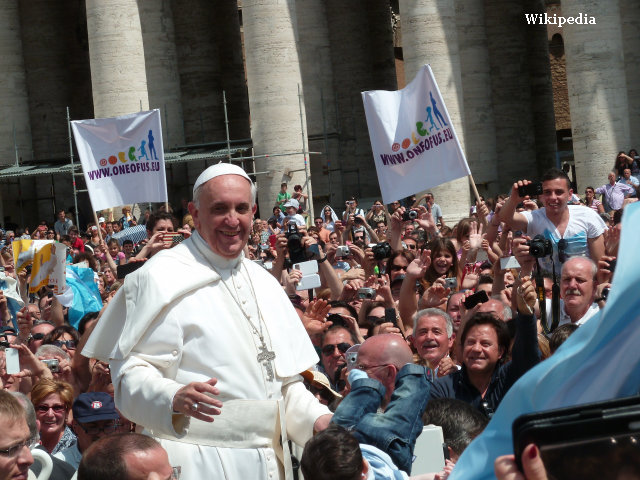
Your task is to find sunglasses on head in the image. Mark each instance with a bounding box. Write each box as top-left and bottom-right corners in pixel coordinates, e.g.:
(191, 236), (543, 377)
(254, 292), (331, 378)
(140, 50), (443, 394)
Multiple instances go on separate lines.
(321, 342), (351, 356)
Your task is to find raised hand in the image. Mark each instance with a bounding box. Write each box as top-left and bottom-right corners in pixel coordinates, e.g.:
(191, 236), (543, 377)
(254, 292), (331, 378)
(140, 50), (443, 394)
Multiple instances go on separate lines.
(415, 205), (436, 233)
(604, 225), (621, 257)
(420, 277), (451, 310)
(301, 299), (333, 335)
(406, 249), (432, 279)
(468, 222), (484, 250)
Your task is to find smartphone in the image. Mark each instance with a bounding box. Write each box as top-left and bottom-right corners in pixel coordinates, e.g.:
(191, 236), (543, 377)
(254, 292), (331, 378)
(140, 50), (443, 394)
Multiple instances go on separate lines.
(42, 358), (60, 373)
(444, 278), (457, 289)
(162, 232), (184, 246)
(294, 260), (321, 291)
(518, 182), (543, 198)
(5, 348), (20, 375)
(463, 290), (489, 309)
(500, 256), (521, 270)
(608, 258), (617, 273)
(512, 395), (640, 478)
(117, 260), (147, 280)
(268, 234), (277, 248)
(385, 307), (397, 327)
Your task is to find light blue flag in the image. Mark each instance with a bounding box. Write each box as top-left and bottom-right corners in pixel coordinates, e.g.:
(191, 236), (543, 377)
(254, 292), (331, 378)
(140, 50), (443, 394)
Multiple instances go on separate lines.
(65, 265), (103, 329)
(450, 201), (640, 480)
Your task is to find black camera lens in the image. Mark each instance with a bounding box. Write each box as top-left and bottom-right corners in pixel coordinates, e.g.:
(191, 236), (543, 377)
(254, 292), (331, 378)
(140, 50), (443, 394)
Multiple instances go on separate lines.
(402, 210), (418, 222)
(525, 235), (553, 259)
(371, 242), (392, 261)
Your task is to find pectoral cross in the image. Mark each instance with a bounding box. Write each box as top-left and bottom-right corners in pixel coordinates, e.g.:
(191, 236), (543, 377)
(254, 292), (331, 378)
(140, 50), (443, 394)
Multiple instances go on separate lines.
(257, 343), (276, 382)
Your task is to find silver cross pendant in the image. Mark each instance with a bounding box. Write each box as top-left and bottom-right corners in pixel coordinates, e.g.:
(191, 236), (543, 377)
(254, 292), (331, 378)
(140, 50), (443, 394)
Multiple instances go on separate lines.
(257, 343), (276, 382)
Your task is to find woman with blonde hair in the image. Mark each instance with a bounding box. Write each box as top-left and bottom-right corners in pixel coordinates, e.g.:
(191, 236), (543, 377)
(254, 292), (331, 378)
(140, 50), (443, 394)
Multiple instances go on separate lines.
(31, 379), (76, 454)
(119, 205), (136, 229)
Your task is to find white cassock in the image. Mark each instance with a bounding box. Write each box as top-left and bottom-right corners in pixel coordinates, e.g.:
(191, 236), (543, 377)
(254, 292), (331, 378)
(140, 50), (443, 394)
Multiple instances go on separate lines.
(83, 231), (330, 480)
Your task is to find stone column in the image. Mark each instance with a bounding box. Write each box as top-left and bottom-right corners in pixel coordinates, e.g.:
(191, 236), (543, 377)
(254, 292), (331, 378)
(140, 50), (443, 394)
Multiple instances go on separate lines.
(18, 0), (72, 160)
(172, 0), (226, 194)
(214, 0), (251, 142)
(86, 0), (149, 118)
(399, 0), (470, 222)
(296, 0), (337, 212)
(326, 0), (377, 204)
(454, 0), (499, 200)
(563, 0), (631, 192)
(620, 0), (640, 148)
(243, 0), (313, 217)
(484, 0), (538, 192)
(138, 0), (184, 149)
(368, 0), (398, 91)
(523, 0), (558, 176)
(0, 0), (32, 223)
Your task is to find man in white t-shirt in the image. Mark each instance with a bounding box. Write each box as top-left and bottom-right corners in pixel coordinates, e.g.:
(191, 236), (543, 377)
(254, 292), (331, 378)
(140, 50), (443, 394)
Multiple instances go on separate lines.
(500, 168), (606, 273)
(283, 199), (306, 227)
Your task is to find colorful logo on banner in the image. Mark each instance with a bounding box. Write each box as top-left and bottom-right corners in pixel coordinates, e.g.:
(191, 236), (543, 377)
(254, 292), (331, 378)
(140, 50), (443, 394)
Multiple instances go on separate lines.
(382, 91), (455, 166)
(86, 129), (162, 181)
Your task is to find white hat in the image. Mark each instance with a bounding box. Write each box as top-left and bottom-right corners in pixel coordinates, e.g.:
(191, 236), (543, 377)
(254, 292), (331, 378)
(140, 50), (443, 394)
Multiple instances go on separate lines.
(98, 217), (105, 223)
(193, 162), (253, 195)
(283, 198), (299, 209)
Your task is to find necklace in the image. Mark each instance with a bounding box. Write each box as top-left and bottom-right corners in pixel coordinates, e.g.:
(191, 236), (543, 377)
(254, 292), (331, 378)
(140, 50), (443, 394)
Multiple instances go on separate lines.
(192, 241), (276, 382)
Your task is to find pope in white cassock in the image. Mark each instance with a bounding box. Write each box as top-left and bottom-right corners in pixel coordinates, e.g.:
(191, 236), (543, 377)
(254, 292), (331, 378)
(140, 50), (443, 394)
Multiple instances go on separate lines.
(83, 163), (333, 480)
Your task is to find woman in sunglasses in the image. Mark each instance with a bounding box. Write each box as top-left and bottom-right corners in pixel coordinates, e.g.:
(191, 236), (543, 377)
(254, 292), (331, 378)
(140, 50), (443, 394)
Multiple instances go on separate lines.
(30, 379), (76, 454)
(42, 326), (80, 360)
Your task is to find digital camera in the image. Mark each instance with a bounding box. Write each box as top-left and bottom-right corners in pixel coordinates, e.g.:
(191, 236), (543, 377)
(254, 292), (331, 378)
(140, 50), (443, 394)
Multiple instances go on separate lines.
(525, 235), (553, 258)
(371, 242), (392, 261)
(285, 224), (306, 264)
(402, 210), (418, 222)
(357, 287), (376, 300)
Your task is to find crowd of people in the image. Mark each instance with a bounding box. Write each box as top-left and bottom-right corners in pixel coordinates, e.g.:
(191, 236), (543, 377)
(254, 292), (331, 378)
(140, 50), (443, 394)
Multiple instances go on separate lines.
(0, 152), (634, 480)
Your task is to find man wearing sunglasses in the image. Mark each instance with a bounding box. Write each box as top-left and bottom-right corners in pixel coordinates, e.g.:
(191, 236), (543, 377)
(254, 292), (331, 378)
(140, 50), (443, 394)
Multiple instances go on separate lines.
(320, 325), (358, 390)
(54, 392), (122, 469)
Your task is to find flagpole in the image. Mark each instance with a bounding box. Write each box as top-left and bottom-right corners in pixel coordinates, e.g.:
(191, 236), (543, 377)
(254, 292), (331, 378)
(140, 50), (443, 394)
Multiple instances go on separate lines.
(468, 174), (482, 205)
(92, 211), (104, 243)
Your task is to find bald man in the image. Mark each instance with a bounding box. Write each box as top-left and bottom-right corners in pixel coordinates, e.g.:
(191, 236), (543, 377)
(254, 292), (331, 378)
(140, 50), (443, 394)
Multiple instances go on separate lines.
(353, 334), (414, 408)
(330, 334), (432, 474)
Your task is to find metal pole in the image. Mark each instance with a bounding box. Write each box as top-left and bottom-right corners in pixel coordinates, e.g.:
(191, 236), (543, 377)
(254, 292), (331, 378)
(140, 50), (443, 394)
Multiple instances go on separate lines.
(47, 124), (51, 159)
(13, 121), (19, 167)
(223, 91), (232, 162)
(297, 84), (313, 220)
(321, 88), (332, 205)
(335, 93), (346, 204)
(140, 100), (143, 111)
(18, 180), (24, 227)
(199, 107), (204, 143)
(164, 104), (171, 149)
(67, 107), (79, 225)
(351, 96), (361, 198)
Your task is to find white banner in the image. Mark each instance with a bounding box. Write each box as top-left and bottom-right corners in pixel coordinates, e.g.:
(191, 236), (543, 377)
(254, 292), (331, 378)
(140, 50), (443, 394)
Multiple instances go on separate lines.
(362, 64), (470, 204)
(71, 109), (168, 211)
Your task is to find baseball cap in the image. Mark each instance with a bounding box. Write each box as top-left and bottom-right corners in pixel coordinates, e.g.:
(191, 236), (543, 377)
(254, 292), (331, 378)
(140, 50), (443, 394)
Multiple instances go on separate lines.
(73, 392), (119, 423)
(283, 198), (299, 209)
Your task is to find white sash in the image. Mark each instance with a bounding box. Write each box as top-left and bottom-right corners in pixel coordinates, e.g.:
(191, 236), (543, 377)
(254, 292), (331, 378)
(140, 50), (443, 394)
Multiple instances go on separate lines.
(149, 399), (294, 480)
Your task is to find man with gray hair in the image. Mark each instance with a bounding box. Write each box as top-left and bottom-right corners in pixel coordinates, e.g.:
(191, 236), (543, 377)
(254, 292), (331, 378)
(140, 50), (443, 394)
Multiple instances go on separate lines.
(10, 392), (75, 480)
(549, 256), (602, 327)
(412, 308), (459, 377)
